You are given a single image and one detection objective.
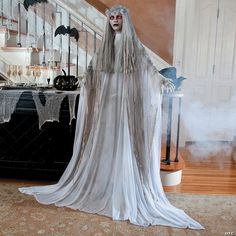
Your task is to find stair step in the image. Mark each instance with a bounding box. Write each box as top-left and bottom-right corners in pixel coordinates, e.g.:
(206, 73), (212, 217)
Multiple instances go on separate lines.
(0, 46), (33, 52)
(0, 46), (59, 54)
(0, 16), (18, 24)
(0, 28), (33, 48)
(0, 28), (27, 36)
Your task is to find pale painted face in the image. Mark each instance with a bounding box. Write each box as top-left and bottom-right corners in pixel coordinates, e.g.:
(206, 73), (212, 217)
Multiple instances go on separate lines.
(109, 12), (123, 32)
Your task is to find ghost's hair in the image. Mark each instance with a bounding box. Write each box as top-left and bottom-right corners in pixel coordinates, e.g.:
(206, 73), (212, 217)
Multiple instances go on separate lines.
(96, 5), (143, 74)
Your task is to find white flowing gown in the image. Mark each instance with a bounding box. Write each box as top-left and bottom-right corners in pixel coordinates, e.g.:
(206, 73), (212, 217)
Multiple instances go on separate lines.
(19, 34), (204, 229)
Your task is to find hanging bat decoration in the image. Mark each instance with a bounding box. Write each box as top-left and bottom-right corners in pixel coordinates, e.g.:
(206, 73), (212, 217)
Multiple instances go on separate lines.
(54, 25), (79, 41)
(53, 25), (80, 90)
(23, 0), (48, 11)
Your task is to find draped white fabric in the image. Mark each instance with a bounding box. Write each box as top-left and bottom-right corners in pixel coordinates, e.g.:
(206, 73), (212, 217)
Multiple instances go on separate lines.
(19, 35), (204, 229)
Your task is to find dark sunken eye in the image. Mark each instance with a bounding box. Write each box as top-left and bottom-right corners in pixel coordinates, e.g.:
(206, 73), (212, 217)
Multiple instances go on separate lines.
(109, 15), (114, 20)
(117, 15), (122, 20)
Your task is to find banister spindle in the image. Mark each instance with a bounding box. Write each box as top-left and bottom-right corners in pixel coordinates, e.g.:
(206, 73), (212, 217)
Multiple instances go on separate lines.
(17, 0), (22, 47)
(42, 1), (46, 65)
(85, 27), (88, 69)
(68, 13), (71, 76)
(55, 4), (63, 66)
(34, 7), (37, 48)
(1, 0), (3, 26)
(93, 32), (97, 53)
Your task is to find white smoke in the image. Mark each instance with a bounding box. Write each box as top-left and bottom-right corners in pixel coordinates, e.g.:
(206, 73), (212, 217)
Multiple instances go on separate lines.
(182, 93), (236, 159)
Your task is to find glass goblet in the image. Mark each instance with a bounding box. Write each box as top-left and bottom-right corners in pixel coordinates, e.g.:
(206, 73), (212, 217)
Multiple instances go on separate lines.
(18, 65), (23, 84)
(47, 77), (50, 85)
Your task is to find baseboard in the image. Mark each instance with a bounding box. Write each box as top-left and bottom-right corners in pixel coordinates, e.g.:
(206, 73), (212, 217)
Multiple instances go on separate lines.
(185, 140), (233, 146)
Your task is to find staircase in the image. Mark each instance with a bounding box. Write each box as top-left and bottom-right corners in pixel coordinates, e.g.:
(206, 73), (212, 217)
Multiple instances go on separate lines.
(0, 0), (169, 86)
(0, 0), (103, 85)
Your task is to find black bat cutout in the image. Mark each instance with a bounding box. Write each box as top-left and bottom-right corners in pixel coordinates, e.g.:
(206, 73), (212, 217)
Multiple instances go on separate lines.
(23, 0), (47, 11)
(55, 25), (79, 41)
(70, 28), (79, 42)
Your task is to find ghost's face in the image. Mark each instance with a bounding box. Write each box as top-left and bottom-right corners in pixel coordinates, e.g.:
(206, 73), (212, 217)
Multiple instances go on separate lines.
(109, 12), (123, 32)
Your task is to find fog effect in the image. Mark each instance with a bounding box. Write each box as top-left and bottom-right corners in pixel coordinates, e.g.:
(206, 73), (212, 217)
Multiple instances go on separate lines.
(181, 93), (236, 159)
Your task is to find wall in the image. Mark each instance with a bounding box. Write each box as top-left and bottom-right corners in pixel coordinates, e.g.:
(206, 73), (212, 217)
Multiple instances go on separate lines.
(86, 0), (176, 64)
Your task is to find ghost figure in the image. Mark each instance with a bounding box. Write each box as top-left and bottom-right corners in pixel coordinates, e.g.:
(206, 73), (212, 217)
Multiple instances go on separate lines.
(19, 5), (203, 229)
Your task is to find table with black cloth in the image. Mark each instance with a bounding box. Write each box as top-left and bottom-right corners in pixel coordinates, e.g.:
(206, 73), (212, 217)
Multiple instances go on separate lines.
(0, 88), (80, 180)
